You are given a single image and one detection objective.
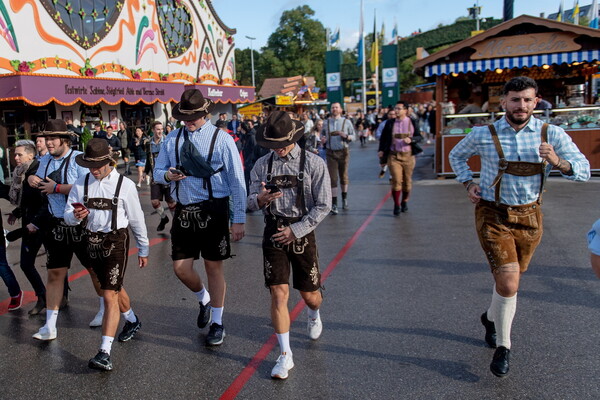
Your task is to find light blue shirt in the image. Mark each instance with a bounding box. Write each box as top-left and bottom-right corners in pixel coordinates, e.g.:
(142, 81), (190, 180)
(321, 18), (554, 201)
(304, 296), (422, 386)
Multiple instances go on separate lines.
(35, 150), (88, 218)
(449, 116), (590, 205)
(154, 122), (246, 224)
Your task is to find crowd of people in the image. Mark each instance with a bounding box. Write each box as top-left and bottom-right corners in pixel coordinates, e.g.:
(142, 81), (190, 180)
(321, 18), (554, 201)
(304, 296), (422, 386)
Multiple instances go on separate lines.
(2, 79), (598, 381)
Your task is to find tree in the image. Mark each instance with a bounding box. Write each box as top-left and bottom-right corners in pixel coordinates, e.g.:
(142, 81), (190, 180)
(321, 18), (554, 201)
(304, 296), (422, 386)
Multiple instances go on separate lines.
(234, 48), (261, 87)
(258, 6), (326, 87)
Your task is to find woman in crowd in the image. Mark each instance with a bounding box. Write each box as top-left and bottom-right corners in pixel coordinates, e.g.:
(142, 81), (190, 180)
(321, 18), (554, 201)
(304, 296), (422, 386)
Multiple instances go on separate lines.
(129, 127), (149, 187)
(117, 121), (132, 175)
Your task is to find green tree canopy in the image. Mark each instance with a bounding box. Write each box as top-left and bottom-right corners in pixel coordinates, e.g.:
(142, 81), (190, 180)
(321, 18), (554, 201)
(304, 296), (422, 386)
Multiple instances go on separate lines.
(258, 5), (326, 88)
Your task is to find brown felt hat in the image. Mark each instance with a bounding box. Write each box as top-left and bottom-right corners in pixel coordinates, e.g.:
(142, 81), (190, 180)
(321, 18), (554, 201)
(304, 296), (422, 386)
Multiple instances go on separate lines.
(255, 111), (305, 149)
(75, 138), (114, 168)
(39, 119), (75, 138)
(172, 89), (215, 121)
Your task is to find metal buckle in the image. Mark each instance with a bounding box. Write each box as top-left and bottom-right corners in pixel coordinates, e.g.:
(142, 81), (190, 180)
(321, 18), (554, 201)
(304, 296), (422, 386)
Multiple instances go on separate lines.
(498, 158), (509, 171)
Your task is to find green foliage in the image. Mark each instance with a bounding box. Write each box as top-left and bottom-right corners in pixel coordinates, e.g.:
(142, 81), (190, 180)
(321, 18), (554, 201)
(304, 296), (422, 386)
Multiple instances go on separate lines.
(234, 48), (261, 87)
(397, 18), (503, 61)
(257, 5), (326, 88)
(80, 126), (93, 150)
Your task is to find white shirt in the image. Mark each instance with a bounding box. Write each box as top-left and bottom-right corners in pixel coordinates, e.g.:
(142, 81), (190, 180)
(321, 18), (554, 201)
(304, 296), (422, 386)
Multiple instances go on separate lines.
(64, 168), (150, 257)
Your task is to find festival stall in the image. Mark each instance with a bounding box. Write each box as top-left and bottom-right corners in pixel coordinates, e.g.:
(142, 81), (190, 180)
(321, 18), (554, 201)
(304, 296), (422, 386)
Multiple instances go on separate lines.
(414, 15), (600, 176)
(0, 0), (254, 144)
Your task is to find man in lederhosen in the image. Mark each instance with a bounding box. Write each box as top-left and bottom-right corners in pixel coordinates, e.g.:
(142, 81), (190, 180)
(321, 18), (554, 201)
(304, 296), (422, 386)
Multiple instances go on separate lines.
(449, 77), (590, 377)
(247, 111), (331, 380)
(28, 120), (104, 341)
(154, 89), (246, 346)
(64, 138), (149, 371)
(321, 102), (355, 215)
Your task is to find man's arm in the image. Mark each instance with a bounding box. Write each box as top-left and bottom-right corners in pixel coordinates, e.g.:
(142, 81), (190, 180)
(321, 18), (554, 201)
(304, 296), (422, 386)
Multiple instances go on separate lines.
(540, 128), (590, 181)
(123, 183), (150, 257)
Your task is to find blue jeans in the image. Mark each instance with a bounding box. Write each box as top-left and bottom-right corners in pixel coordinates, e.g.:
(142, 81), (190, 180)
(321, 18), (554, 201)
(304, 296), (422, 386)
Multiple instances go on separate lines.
(19, 231), (46, 298)
(0, 228), (20, 297)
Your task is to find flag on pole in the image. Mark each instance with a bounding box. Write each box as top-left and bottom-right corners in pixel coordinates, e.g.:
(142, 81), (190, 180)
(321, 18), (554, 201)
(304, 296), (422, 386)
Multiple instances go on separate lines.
(590, 0), (599, 28)
(390, 21), (398, 45)
(381, 21), (385, 43)
(329, 27), (340, 48)
(357, 4), (364, 66)
(573, 0), (580, 24)
(370, 14), (378, 72)
(557, 0), (564, 21)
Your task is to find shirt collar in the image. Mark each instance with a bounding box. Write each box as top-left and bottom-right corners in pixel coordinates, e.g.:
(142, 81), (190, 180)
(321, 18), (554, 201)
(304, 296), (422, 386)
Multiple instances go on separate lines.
(499, 115), (540, 133)
(276, 144), (300, 161)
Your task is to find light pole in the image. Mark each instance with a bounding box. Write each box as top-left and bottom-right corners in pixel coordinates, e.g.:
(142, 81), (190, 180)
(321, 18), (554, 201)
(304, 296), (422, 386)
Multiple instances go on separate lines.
(245, 35), (256, 88)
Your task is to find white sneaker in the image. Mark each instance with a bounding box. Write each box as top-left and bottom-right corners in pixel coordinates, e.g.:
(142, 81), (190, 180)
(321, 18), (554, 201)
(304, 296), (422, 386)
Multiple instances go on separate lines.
(307, 315), (323, 340)
(32, 326), (57, 341)
(271, 353), (294, 380)
(146, 175), (151, 185)
(89, 310), (104, 327)
(136, 182), (141, 188)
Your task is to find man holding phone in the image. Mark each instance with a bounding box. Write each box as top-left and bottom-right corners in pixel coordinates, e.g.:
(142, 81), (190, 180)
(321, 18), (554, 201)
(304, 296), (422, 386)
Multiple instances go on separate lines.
(64, 139), (149, 371)
(247, 111), (331, 380)
(449, 77), (590, 377)
(154, 89), (246, 346)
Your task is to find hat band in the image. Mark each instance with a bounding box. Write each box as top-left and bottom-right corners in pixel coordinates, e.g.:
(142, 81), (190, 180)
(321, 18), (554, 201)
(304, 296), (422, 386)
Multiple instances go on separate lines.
(83, 154), (114, 164)
(263, 122), (299, 142)
(43, 130), (71, 135)
(178, 101), (211, 115)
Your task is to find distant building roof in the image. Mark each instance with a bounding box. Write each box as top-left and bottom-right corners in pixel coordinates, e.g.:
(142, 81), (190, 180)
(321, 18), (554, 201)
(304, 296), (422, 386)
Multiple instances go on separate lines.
(258, 76), (316, 99)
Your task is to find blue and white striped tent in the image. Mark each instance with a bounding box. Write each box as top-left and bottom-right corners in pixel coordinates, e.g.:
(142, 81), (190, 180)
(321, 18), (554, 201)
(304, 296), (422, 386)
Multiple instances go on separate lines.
(424, 50), (600, 77)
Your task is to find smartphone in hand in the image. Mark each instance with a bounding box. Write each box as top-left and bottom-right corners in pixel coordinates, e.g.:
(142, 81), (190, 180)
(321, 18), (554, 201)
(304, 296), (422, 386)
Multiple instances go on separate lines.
(72, 202), (87, 211)
(264, 184), (281, 193)
(170, 168), (185, 176)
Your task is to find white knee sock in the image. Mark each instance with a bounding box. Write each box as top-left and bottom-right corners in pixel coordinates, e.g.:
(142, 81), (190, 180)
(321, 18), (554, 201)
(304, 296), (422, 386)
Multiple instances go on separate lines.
(195, 287), (211, 305)
(486, 285), (496, 322)
(276, 332), (292, 355)
(491, 289), (517, 349)
(212, 307), (223, 325)
(46, 309), (59, 330)
(100, 336), (114, 354)
(122, 308), (137, 323)
(308, 308), (320, 320)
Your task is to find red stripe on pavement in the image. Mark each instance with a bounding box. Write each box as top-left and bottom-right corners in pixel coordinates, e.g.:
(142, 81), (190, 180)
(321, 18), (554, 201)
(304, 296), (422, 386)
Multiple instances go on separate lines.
(0, 237), (168, 315)
(219, 192), (391, 400)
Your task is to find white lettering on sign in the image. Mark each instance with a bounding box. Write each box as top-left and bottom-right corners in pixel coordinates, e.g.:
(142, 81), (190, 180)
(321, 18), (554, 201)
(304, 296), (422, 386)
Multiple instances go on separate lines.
(239, 89), (248, 99)
(208, 88), (223, 97)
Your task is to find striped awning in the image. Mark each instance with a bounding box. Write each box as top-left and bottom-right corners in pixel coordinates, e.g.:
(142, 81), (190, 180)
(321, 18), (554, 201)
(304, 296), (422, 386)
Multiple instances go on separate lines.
(424, 50), (600, 77)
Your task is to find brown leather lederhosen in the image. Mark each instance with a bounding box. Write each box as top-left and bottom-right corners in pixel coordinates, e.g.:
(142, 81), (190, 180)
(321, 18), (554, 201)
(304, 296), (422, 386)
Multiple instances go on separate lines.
(83, 173), (129, 290)
(488, 123), (549, 205)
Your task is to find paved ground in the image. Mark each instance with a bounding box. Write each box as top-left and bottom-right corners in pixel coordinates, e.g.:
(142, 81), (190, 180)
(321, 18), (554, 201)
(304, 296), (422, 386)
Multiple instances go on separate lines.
(1, 141), (599, 399)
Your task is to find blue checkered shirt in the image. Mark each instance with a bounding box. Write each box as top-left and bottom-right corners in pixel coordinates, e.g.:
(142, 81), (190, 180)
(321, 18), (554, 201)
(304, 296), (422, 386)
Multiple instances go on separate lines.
(154, 122), (247, 224)
(449, 116), (590, 205)
(35, 150), (88, 218)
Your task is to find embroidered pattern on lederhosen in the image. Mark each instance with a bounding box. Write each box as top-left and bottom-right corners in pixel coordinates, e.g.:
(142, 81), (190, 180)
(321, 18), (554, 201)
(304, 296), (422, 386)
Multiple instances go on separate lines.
(178, 204), (212, 231)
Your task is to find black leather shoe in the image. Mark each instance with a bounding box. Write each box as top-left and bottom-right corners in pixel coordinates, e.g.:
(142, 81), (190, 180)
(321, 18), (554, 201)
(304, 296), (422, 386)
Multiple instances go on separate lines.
(157, 216), (169, 232)
(197, 302), (212, 329)
(480, 312), (497, 348)
(490, 346), (510, 377)
(400, 202), (408, 212)
(28, 297), (46, 315)
(393, 205), (401, 216)
(206, 323), (226, 346)
(88, 350), (113, 371)
(330, 204), (338, 215)
(118, 316), (141, 342)
(342, 199), (349, 210)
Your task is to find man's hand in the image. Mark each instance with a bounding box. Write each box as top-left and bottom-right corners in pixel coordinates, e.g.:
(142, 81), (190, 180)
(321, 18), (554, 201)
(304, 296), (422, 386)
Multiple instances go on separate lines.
(26, 223), (38, 233)
(539, 142), (559, 166)
(231, 223), (244, 242)
(467, 182), (482, 204)
(138, 256), (148, 268)
(403, 137), (412, 144)
(272, 226), (296, 245)
(7, 214), (16, 225)
(167, 168), (186, 182)
(257, 182), (283, 208)
(28, 175), (42, 188)
(38, 178), (56, 195)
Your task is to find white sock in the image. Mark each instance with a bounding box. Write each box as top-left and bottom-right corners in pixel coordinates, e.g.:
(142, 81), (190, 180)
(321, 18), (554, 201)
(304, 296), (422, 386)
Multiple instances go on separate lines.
(486, 285), (496, 322)
(276, 332), (292, 356)
(100, 336), (114, 354)
(212, 307), (223, 325)
(98, 296), (105, 314)
(491, 289), (517, 349)
(195, 287), (211, 306)
(156, 206), (165, 218)
(308, 308), (320, 320)
(122, 308), (137, 323)
(46, 309), (59, 330)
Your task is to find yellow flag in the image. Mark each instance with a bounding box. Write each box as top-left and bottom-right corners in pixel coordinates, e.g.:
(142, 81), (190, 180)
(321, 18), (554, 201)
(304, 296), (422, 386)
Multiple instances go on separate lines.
(370, 16), (378, 72)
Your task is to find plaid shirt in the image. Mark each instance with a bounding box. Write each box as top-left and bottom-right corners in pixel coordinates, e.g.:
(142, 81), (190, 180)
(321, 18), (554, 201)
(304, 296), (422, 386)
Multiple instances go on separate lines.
(154, 122), (247, 224)
(247, 144), (332, 239)
(450, 116), (590, 205)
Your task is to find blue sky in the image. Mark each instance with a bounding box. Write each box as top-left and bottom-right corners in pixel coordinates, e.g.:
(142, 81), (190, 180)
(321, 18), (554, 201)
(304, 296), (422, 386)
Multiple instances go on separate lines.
(212, 0), (580, 51)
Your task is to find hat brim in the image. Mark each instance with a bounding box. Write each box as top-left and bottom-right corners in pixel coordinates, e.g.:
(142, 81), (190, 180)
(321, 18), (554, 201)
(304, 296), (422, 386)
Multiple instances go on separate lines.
(75, 154), (112, 168)
(172, 101), (215, 121)
(255, 120), (305, 149)
(39, 131), (75, 138)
